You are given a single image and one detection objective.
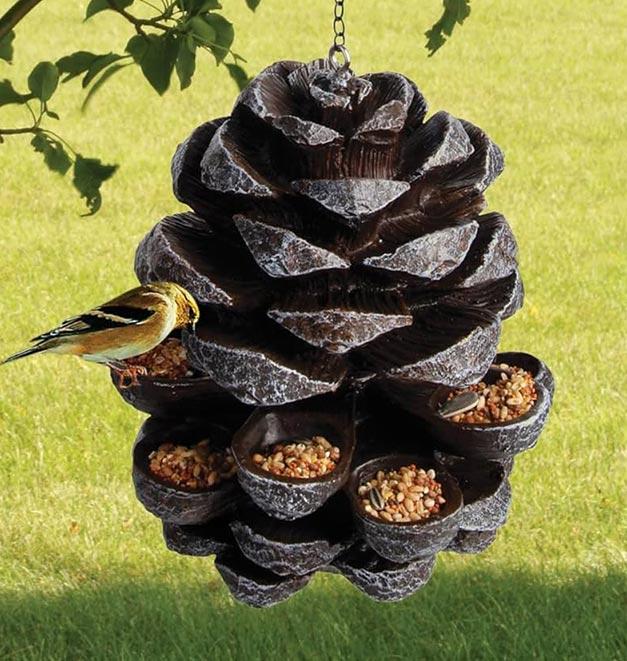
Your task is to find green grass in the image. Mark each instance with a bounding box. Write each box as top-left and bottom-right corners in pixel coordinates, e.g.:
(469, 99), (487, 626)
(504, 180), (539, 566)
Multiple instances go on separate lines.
(0, 0), (625, 659)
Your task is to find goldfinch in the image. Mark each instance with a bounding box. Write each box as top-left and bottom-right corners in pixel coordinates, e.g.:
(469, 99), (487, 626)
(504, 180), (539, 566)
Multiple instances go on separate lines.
(2, 282), (200, 386)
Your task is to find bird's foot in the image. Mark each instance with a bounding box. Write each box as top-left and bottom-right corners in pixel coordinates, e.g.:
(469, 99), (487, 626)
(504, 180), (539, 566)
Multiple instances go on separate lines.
(111, 364), (147, 389)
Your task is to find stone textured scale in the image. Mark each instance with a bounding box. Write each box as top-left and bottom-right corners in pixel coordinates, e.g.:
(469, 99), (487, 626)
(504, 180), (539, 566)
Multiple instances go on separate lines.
(120, 58), (554, 606)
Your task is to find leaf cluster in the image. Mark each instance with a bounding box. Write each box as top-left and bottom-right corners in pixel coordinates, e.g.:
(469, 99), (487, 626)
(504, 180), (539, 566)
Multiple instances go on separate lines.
(79, 0), (251, 96)
(425, 0), (471, 56)
(1, 59), (117, 215)
(0, 1), (258, 213)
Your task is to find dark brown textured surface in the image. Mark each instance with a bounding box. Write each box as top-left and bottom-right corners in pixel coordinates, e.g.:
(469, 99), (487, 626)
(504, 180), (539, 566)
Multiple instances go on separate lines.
(347, 454), (463, 563)
(171, 119), (235, 220)
(162, 517), (235, 557)
(438, 270), (524, 321)
(356, 304), (501, 387)
(292, 178), (411, 226)
(230, 494), (355, 575)
(215, 552), (312, 608)
(362, 219), (478, 279)
(183, 322), (347, 406)
(334, 543), (436, 602)
(267, 287), (413, 354)
(234, 213), (349, 278)
(232, 398), (356, 520)
(155, 58), (526, 404)
(132, 418), (243, 525)
(436, 454), (511, 531)
(109, 367), (250, 420)
(446, 528), (499, 554)
(135, 213), (264, 309)
(447, 213), (518, 289)
(402, 111), (474, 182)
(121, 58), (554, 605)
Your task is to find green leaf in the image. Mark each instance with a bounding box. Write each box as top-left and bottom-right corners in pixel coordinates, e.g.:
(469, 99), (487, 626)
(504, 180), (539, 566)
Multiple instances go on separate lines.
(57, 51), (100, 83)
(0, 79), (32, 107)
(0, 30), (15, 64)
(177, 0), (221, 12)
(175, 40), (196, 90)
(126, 34), (178, 95)
(204, 14), (234, 62)
(442, 0), (471, 33)
(45, 109), (60, 120)
(31, 133), (72, 176)
(188, 16), (217, 45)
(85, 0), (134, 20)
(82, 53), (126, 88)
(72, 155), (118, 215)
(81, 62), (130, 110)
(425, 0), (471, 56)
(225, 63), (249, 91)
(126, 35), (148, 61)
(27, 62), (59, 102)
(425, 28), (446, 55)
(245, 0), (261, 10)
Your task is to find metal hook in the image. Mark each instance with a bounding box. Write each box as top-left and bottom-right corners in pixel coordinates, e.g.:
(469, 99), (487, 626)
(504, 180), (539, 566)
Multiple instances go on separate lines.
(328, 44), (351, 72)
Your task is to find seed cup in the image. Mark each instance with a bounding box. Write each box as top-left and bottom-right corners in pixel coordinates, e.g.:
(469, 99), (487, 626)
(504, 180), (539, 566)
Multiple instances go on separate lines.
(231, 400), (356, 520)
(111, 367), (250, 421)
(425, 352), (553, 460)
(348, 454), (463, 563)
(132, 417), (243, 525)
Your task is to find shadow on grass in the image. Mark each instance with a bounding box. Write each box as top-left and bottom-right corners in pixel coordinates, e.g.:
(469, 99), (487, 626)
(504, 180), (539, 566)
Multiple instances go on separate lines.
(0, 566), (624, 661)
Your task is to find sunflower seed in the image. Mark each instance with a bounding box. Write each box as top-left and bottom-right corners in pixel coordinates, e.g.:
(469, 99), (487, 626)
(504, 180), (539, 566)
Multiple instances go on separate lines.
(369, 487), (385, 510)
(490, 363), (514, 375)
(439, 391), (480, 418)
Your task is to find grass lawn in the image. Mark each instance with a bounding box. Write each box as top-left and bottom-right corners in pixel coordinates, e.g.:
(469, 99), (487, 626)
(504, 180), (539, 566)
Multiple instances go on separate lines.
(0, 0), (625, 659)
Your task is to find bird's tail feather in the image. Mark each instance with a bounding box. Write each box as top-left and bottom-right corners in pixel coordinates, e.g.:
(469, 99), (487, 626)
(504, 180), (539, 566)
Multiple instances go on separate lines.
(1, 344), (48, 365)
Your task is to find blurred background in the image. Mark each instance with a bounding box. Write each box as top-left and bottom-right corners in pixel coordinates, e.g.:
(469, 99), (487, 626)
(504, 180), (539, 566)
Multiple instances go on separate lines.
(0, 1), (624, 658)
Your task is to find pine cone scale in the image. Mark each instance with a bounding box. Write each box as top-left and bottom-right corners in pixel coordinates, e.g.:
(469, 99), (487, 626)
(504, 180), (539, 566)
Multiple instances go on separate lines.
(361, 219), (479, 279)
(234, 214), (350, 277)
(291, 178), (411, 224)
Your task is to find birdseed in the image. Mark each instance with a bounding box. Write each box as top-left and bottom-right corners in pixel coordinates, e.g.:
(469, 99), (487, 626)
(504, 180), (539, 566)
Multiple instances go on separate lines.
(444, 363), (537, 424)
(148, 440), (236, 490)
(358, 464), (446, 523)
(126, 338), (194, 379)
(252, 436), (341, 479)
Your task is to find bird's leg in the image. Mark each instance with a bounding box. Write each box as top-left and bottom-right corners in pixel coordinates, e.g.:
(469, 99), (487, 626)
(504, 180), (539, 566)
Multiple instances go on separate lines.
(107, 361), (147, 389)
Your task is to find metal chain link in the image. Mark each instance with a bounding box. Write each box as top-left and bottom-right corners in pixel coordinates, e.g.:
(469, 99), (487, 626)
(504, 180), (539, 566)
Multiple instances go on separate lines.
(333, 0), (345, 47)
(328, 0), (351, 71)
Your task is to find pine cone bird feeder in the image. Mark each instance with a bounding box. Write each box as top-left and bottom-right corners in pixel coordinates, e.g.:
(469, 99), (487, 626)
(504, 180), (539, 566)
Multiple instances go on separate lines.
(116, 59), (553, 605)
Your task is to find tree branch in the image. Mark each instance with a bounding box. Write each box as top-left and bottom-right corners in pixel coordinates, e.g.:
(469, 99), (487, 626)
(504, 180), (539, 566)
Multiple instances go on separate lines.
(0, 0), (44, 41)
(106, 1), (171, 34)
(0, 125), (41, 135)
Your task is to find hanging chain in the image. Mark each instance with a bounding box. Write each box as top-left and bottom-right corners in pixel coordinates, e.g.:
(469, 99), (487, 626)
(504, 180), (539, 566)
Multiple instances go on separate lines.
(328, 0), (351, 72)
(333, 0), (346, 47)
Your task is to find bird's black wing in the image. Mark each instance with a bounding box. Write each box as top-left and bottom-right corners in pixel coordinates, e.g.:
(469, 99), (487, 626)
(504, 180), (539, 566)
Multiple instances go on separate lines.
(31, 305), (155, 342)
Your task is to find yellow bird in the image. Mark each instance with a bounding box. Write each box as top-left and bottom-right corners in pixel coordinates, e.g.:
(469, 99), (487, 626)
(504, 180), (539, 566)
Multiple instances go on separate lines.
(1, 282), (200, 386)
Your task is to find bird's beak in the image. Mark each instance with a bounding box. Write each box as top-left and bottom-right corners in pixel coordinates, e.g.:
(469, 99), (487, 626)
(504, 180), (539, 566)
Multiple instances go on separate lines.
(187, 320), (197, 333)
